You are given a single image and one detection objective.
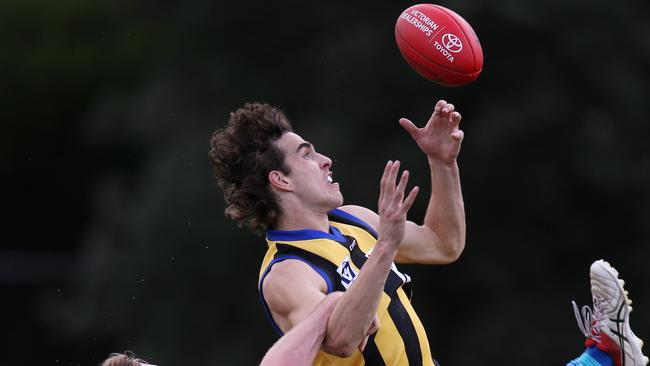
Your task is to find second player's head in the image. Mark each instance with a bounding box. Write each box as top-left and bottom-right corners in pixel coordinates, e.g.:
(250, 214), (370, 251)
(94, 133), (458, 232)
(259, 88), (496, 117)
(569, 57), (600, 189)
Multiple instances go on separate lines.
(101, 352), (155, 366)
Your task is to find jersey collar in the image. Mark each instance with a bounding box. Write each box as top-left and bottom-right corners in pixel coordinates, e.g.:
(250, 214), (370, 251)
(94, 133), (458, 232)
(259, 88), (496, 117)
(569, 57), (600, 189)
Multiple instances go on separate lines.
(266, 225), (346, 243)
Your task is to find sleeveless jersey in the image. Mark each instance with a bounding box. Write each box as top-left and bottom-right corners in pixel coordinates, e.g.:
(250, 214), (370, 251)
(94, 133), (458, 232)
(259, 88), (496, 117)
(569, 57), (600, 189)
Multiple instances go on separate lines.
(258, 208), (435, 366)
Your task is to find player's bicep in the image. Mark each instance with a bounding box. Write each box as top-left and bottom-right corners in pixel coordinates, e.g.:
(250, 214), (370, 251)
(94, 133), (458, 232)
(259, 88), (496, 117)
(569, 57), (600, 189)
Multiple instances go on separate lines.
(395, 221), (447, 263)
(340, 205), (447, 263)
(262, 259), (328, 332)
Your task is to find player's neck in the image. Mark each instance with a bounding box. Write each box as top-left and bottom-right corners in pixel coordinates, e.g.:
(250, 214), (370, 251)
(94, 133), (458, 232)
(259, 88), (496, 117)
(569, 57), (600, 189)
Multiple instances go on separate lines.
(274, 205), (331, 233)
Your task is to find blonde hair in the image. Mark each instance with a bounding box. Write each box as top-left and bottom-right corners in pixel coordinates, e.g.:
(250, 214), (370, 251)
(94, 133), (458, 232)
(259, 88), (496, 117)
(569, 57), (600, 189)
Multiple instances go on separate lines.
(101, 351), (150, 366)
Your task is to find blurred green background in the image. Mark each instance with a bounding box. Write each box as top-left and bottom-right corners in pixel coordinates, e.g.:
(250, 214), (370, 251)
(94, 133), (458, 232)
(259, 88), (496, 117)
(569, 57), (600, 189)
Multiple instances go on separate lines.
(2, 0), (649, 364)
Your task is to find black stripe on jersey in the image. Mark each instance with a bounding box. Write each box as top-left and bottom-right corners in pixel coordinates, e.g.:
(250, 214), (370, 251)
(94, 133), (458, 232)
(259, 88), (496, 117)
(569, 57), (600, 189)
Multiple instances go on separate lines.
(274, 243), (347, 292)
(329, 210), (379, 239)
(345, 236), (406, 298)
(361, 333), (386, 366)
(343, 234), (423, 364)
(402, 281), (413, 301)
(388, 297), (423, 366)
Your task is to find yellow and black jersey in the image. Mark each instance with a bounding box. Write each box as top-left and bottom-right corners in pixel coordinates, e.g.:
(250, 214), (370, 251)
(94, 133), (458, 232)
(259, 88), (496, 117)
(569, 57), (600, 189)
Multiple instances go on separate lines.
(258, 208), (436, 366)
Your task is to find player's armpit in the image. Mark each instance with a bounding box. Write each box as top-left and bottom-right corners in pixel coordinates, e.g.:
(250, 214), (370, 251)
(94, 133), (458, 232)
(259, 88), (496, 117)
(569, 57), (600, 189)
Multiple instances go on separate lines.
(338, 205), (380, 230)
(338, 204), (461, 264)
(261, 259), (329, 333)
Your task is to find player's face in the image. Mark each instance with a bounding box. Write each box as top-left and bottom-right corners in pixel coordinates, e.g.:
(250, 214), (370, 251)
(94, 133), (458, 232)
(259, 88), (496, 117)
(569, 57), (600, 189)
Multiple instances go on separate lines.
(274, 132), (343, 210)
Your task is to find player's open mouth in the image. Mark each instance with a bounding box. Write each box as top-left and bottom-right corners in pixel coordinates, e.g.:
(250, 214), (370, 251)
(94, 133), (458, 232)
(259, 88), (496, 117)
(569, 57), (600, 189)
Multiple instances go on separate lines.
(327, 176), (333, 184)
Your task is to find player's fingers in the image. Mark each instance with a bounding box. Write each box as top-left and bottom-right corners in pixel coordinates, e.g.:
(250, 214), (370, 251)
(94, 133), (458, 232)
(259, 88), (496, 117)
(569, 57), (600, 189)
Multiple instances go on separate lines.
(358, 335), (369, 352)
(435, 100), (446, 113)
(378, 161), (393, 209)
(322, 291), (344, 305)
(450, 111), (462, 127)
(442, 103), (455, 117)
(381, 160), (399, 206)
(402, 186), (420, 213)
(368, 315), (380, 334)
(388, 160), (400, 190)
(431, 100), (446, 119)
(315, 291), (344, 316)
(451, 129), (464, 142)
(394, 170), (409, 204)
(399, 118), (419, 139)
(379, 160), (392, 188)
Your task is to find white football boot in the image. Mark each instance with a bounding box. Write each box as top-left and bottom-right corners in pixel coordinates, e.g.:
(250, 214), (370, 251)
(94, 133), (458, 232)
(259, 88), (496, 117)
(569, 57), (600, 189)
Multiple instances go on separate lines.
(573, 260), (648, 366)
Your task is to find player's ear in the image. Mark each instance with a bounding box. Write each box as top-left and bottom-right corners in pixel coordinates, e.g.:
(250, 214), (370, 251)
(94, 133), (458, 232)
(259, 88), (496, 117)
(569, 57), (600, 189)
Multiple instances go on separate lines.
(268, 170), (292, 192)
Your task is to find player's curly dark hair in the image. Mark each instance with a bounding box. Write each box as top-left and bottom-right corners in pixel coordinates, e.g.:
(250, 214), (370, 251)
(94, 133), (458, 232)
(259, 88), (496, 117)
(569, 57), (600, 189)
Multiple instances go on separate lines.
(209, 102), (293, 235)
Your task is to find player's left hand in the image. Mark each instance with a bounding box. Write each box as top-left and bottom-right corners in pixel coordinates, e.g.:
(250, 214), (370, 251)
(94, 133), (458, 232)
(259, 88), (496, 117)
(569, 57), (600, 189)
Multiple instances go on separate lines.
(399, 100), (464, 164)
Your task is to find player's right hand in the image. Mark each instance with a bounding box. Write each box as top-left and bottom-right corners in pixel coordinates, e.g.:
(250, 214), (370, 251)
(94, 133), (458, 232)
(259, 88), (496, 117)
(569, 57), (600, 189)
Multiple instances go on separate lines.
(399, 99), (464, 164)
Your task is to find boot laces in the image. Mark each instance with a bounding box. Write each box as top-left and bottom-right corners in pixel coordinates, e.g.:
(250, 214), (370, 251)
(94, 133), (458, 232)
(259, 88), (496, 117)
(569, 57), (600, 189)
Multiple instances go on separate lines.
(572, 296), (607, 342)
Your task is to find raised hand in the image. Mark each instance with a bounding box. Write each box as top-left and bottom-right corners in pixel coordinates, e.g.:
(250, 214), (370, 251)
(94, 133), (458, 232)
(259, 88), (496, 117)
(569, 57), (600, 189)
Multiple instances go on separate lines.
(399, 100), (464, 164)
(377, 160), (419, 250)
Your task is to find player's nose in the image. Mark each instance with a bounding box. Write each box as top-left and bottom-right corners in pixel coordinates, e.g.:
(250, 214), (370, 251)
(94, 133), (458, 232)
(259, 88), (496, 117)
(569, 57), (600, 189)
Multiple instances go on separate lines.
(320, 154), (332, 169)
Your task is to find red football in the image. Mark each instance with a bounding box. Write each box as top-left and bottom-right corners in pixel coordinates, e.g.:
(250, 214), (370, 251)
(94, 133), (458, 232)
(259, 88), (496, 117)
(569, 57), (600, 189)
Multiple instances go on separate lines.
(395, 4), (483, 86)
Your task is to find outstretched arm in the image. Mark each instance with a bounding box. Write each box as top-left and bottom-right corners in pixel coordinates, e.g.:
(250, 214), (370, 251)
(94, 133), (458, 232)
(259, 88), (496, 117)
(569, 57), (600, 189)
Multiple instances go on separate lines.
(341, 99), (466, 264)
(260, 292), (343, 366)
(397, 99), (465, 263)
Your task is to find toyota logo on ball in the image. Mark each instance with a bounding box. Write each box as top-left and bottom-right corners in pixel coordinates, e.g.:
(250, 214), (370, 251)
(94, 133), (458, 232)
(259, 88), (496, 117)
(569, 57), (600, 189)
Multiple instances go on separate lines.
(441, 33), (463, 53)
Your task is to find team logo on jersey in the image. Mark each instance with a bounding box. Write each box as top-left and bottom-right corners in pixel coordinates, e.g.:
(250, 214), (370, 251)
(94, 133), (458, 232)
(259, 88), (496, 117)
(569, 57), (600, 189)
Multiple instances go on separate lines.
(348, 239), (357, 251)
(337, 256), (358, 289)
(366, 247), (411, 285)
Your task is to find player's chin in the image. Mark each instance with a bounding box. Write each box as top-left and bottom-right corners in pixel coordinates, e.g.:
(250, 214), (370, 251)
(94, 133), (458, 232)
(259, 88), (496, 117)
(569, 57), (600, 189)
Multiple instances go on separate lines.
(331, 192), (344, 208)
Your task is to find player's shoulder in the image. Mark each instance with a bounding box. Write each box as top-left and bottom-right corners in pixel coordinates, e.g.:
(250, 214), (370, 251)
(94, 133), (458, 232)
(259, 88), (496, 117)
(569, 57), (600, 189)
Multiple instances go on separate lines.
(263, 259), (327, 294)
(336, 205), (379, 229)
(262, 259), (328, 317)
